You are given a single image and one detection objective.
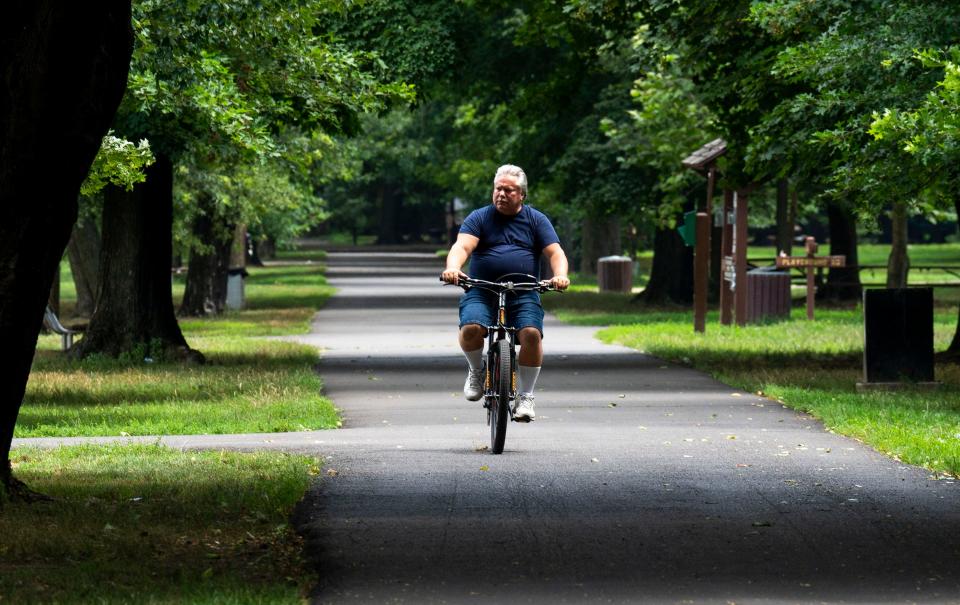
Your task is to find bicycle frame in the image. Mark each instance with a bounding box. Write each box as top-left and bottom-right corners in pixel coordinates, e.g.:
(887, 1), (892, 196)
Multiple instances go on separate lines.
(482, 287), (517, 420)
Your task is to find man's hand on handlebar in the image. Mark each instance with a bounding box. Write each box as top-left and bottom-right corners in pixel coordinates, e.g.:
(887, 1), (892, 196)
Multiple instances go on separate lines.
(549, 275), (570, 291)
(441, 269), (469, 285)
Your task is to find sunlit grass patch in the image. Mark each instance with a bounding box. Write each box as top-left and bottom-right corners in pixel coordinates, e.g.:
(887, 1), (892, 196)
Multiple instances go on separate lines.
(178, 308), (318, 337)
(19, 340), (334, 438)
(1, 445), (317, 603)
(27, 260), (338, 438)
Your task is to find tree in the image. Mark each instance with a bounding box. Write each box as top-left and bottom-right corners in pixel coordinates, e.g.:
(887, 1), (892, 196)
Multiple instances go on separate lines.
(746, 0), (960, 297)
(867, 48), (960, 356)
(1, 2), (133, 496)
(75, 0), (408, 355)
(68, 135), (155, 319)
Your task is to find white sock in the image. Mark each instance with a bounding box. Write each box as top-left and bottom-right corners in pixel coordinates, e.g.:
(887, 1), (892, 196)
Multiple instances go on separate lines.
(517, 365), (541, 395)
(464, 348), (483, 371)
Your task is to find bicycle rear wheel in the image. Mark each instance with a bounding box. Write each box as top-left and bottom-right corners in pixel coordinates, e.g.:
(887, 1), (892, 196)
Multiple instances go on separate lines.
(490, 338), (511, 454)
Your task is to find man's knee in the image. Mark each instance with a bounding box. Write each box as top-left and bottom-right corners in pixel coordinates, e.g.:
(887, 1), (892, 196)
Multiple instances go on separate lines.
(517, 327), (541, 345)
(461, 323), (487, 340)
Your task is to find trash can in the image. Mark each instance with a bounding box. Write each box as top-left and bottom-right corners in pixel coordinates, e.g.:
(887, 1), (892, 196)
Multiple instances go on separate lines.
(861, 288), (935, 385)
(226, 267), (249, 310)
(597, 256), (633, 293)
(745, 266), (790, 323)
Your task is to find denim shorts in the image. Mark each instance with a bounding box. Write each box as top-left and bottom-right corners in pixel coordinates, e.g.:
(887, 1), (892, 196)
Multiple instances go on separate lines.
(459, 288), (545, 336)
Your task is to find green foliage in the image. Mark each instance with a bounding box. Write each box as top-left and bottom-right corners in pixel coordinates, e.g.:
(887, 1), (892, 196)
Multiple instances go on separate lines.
(867, 48), (960, 209)
(80, 134), (155, 196)
(115, 0), (415, 260)
(744, 0), (960, 216)
(602, 46), (719, 225)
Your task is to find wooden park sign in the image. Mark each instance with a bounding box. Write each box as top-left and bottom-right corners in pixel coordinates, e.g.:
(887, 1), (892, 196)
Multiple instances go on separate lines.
(775, 236), (845, 320)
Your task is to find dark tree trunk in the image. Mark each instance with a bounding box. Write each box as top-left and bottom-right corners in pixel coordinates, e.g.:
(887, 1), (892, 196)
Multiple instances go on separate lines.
(74, 154), (203, 362)
(66, 216), (102, 318)
(886, 201), (910, 289)
(376, 184), (402, 245)
(775, 178), (794, 256)
(179, 194), (234, 317)
(0, 2), (132, 494)
(817, 200), (861, 301)
(946, 195), (960, 358)
(247, 239), (265, 266)
(635, 226), (694, 305)
(709, 224), (722, 303)
(578, 216), (621, 277)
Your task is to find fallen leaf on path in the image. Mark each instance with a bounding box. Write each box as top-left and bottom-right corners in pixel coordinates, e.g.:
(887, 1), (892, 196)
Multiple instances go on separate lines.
(608, 403), (617, 407)
(479, 465), (489, 472)
(752, 520), (772, 527)
(326, 469), (339, 477)
(591, 458), (599, 463)
(730, 393), (742, 397)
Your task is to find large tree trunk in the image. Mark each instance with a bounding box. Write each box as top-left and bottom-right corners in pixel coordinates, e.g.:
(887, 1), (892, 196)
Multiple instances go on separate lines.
(179, 194), (234, 317)
(66, 216), (102, 318)
(73, 154), (203, 363)
(579, 216), (621, 277)
(0, 2), (132, 495)
(886, 200), (910, 289)
(635, 226), (694, 305)
(817, 200), (861, 301)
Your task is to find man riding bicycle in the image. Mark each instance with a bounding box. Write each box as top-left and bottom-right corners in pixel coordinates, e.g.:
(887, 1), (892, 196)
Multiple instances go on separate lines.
(441, 165), (570, 421)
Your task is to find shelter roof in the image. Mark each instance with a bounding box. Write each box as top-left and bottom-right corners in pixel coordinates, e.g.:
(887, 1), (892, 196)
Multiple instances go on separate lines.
(682, 138), (727, 170)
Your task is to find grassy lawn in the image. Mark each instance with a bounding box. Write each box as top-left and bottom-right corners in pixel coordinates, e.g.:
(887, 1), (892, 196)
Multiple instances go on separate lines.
(4, 260), (335, 603)
(3, 445), (318, 603)
(25, 262), (337, 437)
(544, 290), (960, 478)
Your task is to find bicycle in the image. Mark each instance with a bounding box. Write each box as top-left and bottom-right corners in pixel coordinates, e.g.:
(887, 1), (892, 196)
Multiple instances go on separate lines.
(442, 273), (557, 454)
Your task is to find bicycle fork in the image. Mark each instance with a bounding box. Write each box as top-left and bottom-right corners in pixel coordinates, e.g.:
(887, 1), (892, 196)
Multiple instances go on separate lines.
(484, 291), (517, 423)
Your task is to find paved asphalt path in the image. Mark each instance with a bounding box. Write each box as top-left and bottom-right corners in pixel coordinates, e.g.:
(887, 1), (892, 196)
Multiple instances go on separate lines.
(14, 251), (960, 603)
(288, 252), (960, 604)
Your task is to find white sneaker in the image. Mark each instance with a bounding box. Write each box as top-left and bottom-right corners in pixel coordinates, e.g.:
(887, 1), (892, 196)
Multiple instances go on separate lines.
(463, 365), (484, 401)
(514, 393), (536, 422)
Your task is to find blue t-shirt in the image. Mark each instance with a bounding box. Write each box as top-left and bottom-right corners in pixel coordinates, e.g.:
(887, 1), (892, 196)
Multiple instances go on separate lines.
(460, 205), (560, 281)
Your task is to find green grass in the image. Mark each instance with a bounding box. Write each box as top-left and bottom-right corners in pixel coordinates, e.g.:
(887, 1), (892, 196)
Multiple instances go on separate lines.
(26, 262), (337, 438)
(7, 259), (336, 603)
(19, 339), (338, 438)
(544, 291), (960, 477)
(1, 445), (318, 603)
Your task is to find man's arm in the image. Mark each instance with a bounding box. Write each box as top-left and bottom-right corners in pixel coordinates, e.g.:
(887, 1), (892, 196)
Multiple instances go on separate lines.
(542, 243), (570, 290)
(441, 233), (480, 284)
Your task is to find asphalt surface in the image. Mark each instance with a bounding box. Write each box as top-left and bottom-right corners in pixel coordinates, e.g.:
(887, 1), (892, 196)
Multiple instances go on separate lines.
(289, 252), (960, 604)
(14, 251), (960, 603)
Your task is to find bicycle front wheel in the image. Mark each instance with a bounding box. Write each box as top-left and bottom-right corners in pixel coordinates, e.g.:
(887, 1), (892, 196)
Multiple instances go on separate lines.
(490, 338), (511, 454)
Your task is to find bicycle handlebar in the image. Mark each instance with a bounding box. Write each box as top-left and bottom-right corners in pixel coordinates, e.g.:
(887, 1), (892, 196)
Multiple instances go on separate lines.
(439, 274), (558, 293)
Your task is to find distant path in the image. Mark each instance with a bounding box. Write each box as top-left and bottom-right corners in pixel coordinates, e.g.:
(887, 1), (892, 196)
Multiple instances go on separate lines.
(14, 251), (960, 603)
(289, 252), (960, 604)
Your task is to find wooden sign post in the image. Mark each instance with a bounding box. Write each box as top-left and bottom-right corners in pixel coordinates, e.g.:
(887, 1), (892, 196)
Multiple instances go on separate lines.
(682, 138), (726, 333)
(775, 236), (846, 320)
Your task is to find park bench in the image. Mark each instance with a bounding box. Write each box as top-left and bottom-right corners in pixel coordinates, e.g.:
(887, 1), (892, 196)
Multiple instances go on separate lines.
(43, 305), (76, 351)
